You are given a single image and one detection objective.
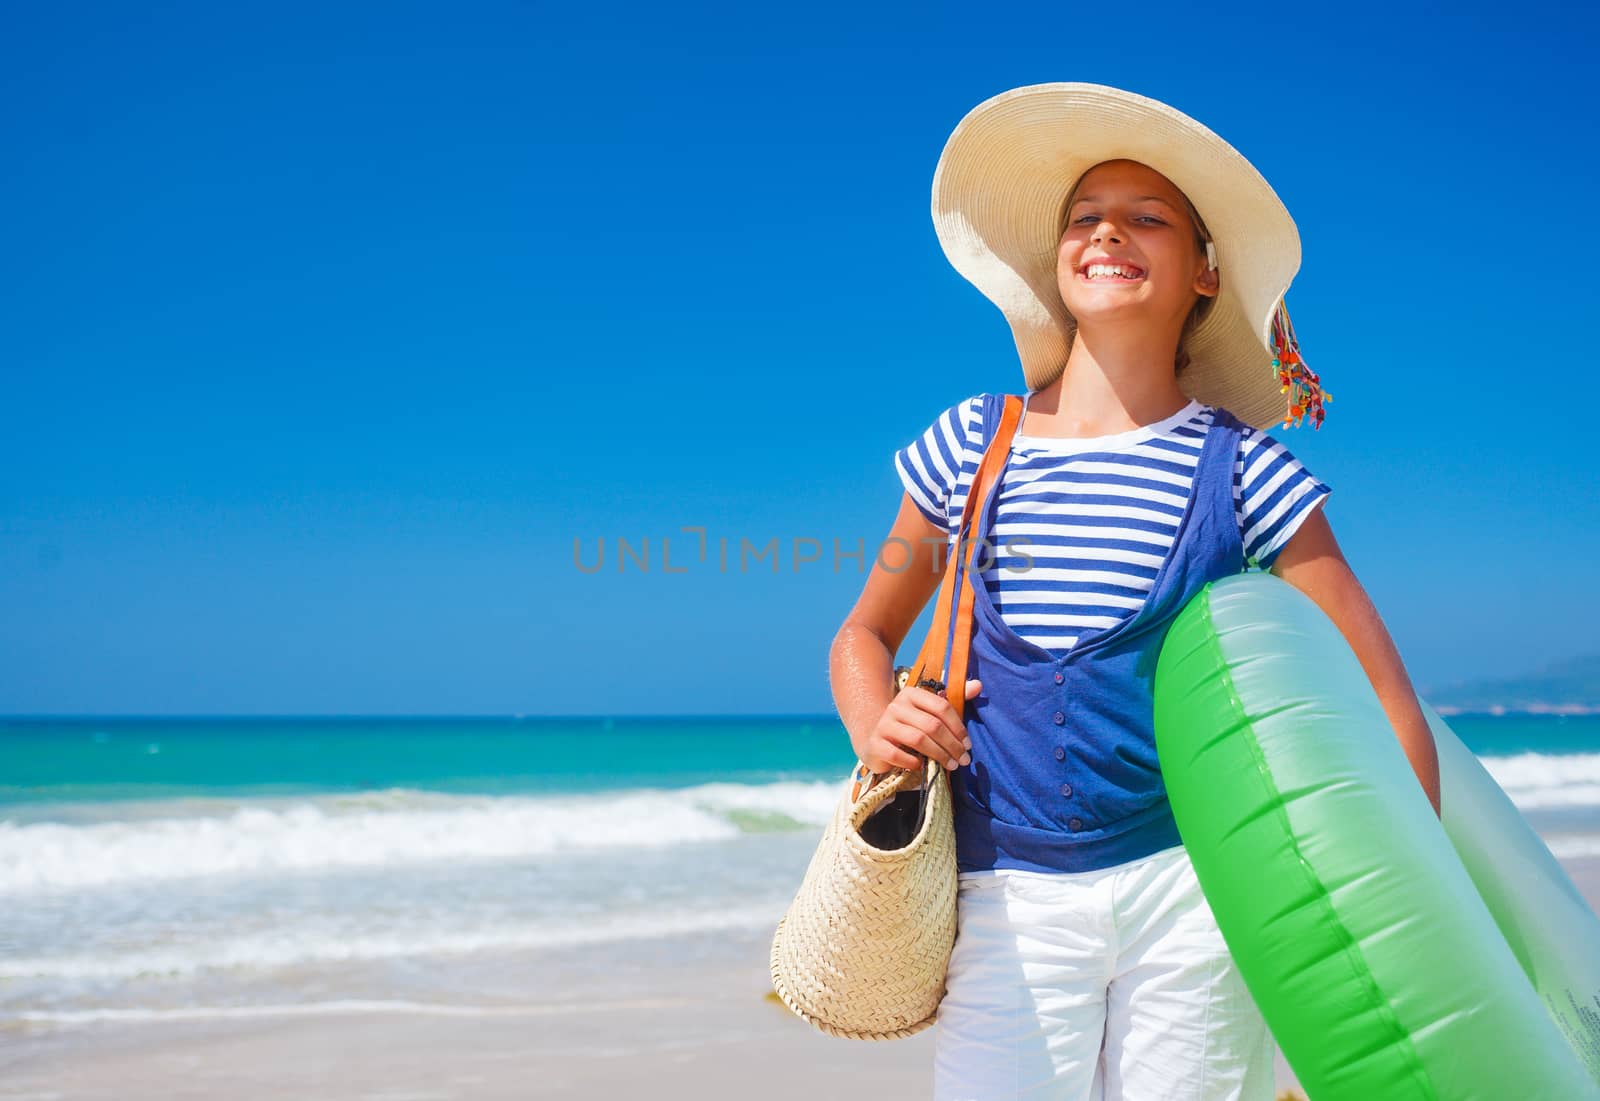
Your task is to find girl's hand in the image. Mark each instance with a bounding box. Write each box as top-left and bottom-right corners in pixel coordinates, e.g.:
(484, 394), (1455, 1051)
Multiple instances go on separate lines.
(855, 679), (981, 776)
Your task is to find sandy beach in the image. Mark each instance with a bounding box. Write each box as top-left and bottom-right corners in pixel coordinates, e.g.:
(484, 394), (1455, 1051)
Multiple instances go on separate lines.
(4, 855), (1596, 1100)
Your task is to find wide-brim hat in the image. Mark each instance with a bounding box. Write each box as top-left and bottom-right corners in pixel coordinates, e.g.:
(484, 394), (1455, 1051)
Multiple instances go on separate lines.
(931, 81), (1327, 431)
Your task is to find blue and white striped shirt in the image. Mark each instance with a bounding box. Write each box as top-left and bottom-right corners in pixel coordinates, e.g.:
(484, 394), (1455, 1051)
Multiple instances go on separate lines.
(893, 393), (1331, 656)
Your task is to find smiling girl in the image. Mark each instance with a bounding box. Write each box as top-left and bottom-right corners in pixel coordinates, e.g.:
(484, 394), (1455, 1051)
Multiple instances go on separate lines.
(828, 84), (1440, 1101)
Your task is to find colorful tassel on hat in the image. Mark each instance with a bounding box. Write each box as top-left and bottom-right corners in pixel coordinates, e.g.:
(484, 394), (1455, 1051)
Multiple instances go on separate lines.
(1271, 299), (1330, 430)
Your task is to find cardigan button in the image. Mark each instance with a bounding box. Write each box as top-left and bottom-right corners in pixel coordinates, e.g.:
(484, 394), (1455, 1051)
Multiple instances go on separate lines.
(1060, 783), (1073, 797)
(1068, 817), (1084, 831)
(1052, 711), (1065, 725)
(1054, 671), (1064, 684)
(1054, 747), (1066, 761)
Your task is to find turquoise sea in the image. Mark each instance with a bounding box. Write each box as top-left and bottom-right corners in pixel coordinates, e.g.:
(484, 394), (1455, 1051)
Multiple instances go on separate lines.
(3, 713), (1597, 1030)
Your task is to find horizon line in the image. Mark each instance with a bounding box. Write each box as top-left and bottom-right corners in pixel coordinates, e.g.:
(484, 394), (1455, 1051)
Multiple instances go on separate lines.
(3, 709), (1598, 722)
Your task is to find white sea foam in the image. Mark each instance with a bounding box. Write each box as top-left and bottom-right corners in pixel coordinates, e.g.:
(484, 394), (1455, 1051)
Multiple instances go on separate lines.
(0, 780), (841, 894)
(1479, 752), (1600, 809)
(5, 996), (697, 1026)
(0, 900), (788, 981)
(2, 754), (1592, 898)
(1548, 837), (1600, 858)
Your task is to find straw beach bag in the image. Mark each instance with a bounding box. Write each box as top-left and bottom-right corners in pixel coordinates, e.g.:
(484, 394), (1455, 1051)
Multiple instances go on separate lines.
(770, 394), (1023, 1040)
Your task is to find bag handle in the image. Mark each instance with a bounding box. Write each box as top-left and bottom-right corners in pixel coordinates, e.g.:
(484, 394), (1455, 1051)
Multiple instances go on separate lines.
(889, 388), (1024, 784)
(858, 393), (1021, 798)
(907, 392), (1022, 708)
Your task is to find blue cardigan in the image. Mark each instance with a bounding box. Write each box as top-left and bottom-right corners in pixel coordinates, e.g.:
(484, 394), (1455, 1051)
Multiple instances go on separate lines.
(951, 392), (1249, 874)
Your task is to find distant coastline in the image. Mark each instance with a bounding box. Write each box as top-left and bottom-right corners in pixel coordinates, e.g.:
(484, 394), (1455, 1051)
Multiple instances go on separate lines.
(1432, 704), (1600, 717)
(1423, 655), (1600, 718)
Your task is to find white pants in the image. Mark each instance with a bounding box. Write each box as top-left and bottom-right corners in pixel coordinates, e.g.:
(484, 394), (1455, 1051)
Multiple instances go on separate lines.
(933, 843), (1275, 1101)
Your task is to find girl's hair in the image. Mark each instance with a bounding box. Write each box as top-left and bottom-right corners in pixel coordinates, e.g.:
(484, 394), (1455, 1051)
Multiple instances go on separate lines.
(1055, 160), (1217, 377)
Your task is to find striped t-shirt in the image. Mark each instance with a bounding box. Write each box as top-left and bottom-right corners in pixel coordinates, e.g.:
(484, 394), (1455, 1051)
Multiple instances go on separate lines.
(893, 393), (1331, 656)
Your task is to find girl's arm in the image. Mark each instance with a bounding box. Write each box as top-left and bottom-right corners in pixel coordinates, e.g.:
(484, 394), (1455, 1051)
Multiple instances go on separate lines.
(829, 493), (977, 777)
(1270, 504), (1443, 817)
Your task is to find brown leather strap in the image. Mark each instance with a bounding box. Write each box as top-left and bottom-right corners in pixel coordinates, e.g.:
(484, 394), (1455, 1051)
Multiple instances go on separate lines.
(908, 393), (1023, 718)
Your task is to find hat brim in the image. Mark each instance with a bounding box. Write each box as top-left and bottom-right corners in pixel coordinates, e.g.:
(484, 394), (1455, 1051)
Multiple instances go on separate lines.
(931, 82), (1302, 431)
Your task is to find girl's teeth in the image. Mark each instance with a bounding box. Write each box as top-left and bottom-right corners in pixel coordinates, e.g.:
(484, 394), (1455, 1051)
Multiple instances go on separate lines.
(1085, 265), (1142, 280)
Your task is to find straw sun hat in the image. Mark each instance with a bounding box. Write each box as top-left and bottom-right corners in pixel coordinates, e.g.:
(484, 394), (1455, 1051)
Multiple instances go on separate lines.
(931, 81), (1328, 431)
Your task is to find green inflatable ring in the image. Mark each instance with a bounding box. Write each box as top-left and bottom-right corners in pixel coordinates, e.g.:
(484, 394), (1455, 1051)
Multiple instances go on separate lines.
(1154, 571), (1600, 1100)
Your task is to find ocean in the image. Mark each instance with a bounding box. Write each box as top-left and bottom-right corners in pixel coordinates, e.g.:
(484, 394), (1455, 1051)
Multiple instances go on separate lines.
(3, 714), (1598, 1031)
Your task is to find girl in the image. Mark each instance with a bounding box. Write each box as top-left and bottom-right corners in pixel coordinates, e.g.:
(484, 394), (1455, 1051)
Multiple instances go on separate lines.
(828, 84), (1441, 1101)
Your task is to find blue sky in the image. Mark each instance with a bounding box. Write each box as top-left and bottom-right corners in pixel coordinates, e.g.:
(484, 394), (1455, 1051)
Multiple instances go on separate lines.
(3, 1), (1596, 716)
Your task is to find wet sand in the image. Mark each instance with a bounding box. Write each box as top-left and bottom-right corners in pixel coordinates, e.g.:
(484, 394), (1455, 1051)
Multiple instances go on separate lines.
(5, 856), (1598, 1101)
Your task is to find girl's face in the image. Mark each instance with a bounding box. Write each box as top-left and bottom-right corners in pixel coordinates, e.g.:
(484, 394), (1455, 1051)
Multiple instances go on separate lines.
(1055, 159), (1217, 330)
